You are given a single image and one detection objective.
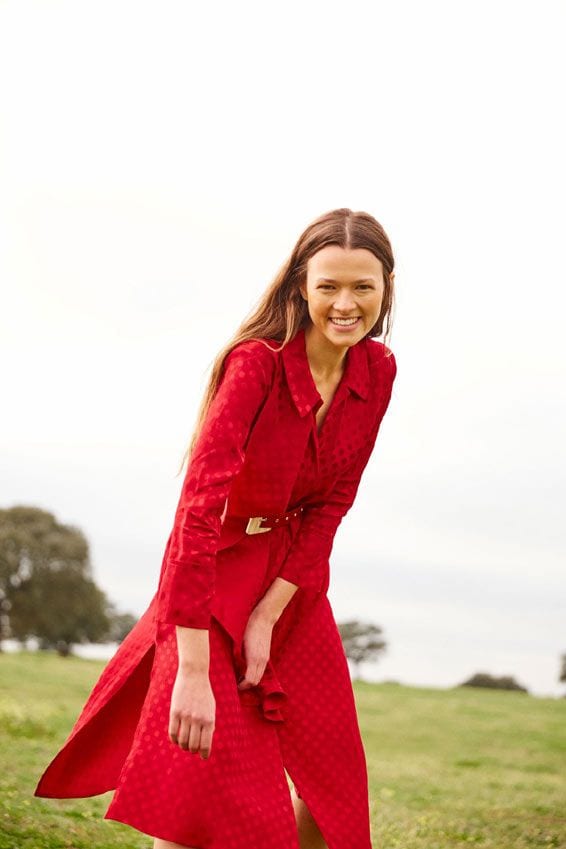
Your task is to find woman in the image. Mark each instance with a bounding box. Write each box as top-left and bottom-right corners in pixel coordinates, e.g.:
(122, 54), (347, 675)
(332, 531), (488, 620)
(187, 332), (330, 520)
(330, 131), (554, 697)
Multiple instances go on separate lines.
(34, 207), (397, 849)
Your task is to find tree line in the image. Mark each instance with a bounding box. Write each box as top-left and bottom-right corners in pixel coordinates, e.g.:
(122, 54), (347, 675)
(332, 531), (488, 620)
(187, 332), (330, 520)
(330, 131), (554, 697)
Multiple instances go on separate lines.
(2, 505), (564, 695)
(0, 505), (136, 656)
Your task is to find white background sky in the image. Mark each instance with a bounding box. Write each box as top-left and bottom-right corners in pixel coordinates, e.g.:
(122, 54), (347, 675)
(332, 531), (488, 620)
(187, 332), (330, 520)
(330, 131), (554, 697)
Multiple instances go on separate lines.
(1, 1), (564, 697)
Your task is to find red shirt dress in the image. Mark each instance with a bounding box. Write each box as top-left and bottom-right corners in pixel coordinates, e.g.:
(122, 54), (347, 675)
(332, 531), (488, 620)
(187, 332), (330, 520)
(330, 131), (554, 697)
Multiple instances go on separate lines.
(34, 326), (397, 849)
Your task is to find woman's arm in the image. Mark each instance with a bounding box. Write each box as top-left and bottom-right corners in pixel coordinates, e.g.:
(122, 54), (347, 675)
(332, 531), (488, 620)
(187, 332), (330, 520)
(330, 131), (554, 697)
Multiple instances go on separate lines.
(168, 625), (214, 757)
(163, 342), (277, 756)
(157, 340), (276, 632)
(175, 625), (211, 673)
(253, 575), (300, 624)
(234, 576), (298, 692)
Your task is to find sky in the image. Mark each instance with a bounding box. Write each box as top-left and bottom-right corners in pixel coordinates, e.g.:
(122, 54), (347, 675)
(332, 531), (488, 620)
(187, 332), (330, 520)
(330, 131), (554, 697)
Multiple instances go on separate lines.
(1, 0), (564, 698)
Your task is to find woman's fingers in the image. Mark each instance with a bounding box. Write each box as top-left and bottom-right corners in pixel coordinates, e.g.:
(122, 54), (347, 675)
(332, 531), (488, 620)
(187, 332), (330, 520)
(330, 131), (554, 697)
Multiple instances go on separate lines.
(187, 721), (202, 754)
(168, 713), (181, 745)
(186, 718), (214, 758)
(168, 668), (216, 757)
(178, 714), (197, 751)
(237, 658), (267, 689)
(169, 712), (214, 758)
(240, 612), (273, 690)
(199, 723), (214, 759)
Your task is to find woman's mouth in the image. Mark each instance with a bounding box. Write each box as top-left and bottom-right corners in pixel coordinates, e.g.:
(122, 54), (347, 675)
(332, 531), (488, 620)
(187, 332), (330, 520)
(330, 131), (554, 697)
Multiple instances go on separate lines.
(329, 316), (361, 331)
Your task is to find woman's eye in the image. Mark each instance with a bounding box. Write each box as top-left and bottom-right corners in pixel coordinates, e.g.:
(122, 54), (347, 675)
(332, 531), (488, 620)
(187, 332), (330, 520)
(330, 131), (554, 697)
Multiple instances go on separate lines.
(317, 284), (373, 292)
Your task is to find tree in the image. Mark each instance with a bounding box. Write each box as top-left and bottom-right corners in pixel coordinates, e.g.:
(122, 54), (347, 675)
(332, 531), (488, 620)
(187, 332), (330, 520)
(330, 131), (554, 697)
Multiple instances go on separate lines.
(0, 505), (110, 655)
(558, 653), (566, 698)
(459, 672), (529, 693)
(338, 620), (387, 681)
(105, 601), (138, 643)
(9, 565), (110, 655)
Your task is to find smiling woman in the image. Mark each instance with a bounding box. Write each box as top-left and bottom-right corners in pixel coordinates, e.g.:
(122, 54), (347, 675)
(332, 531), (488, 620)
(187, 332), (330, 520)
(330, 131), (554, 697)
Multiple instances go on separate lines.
(299, 244), (392, 382)
(34, 207), (398, 849)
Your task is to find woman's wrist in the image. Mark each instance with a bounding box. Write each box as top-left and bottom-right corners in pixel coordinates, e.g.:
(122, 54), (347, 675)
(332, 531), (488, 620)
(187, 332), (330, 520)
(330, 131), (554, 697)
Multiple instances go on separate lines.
(254, 576), (299, 625)
(175, 625), (210, 675)
(178, 659), (209, 676)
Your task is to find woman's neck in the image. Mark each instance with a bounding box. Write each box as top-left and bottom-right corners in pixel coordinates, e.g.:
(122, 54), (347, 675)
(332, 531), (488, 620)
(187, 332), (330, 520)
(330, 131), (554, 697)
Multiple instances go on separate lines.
(303, 324), (348, 383)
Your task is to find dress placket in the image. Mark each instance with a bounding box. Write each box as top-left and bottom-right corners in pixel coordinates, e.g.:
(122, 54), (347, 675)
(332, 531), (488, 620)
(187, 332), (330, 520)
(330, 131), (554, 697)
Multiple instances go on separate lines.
(310, 376), (350, 477)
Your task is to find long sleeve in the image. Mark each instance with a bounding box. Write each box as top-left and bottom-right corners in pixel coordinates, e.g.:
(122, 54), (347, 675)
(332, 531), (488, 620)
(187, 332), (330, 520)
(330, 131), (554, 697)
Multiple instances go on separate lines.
(156, 341), (275, 630)
(277, 352), (397, 592)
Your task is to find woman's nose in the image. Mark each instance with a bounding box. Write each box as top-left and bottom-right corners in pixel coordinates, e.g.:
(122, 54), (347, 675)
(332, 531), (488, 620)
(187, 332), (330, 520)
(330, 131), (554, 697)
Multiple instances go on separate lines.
(333, 291), (357, 311)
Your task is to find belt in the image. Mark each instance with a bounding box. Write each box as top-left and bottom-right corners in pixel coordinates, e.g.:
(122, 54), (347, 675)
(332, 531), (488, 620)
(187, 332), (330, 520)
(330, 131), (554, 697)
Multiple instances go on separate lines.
(222, 505), (306, 535)
(222, 506), (306, 535)
(245, 506), (305, 534)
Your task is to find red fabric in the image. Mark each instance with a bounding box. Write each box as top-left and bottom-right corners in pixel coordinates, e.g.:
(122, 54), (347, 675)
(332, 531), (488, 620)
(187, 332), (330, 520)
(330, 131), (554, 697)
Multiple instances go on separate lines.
(156, 339), (277, 629)
(34, 326), (397, 849)
(156, 327), (396, 625)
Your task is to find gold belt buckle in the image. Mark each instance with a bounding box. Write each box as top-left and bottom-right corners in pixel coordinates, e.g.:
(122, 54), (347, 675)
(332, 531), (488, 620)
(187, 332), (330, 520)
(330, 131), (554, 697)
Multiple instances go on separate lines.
(245, 516), (271, 535)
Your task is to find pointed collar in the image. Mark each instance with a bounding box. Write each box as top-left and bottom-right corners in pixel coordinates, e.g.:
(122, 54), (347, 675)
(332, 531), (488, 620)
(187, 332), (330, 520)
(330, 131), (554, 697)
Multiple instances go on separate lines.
(281, 326), (370, 418)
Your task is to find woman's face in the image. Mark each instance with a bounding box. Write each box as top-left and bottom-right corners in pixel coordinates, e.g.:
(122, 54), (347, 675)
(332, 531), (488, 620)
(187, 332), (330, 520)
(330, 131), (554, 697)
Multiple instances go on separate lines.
(300, 245), (388, 349)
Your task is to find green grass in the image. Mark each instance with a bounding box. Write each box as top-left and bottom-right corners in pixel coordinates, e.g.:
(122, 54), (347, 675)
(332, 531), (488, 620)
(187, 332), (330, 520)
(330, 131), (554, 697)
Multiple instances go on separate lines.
(357, 679), (566, 848)
(1, 651), (565, 849)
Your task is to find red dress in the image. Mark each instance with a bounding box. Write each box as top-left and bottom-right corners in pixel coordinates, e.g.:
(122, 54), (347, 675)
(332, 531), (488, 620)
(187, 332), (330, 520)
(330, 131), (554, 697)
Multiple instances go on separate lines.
(34, 326), (397, 849)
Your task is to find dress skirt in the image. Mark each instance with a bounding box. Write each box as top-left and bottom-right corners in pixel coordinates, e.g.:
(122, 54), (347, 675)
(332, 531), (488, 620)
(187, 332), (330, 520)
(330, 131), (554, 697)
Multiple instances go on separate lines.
(104, 588), (373, 849)
(35, 516), (373, 849)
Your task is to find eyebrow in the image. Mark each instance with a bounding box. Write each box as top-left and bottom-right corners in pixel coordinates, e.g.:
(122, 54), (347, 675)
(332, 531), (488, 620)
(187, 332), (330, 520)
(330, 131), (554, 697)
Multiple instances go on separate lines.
(316, 277), (376, 284)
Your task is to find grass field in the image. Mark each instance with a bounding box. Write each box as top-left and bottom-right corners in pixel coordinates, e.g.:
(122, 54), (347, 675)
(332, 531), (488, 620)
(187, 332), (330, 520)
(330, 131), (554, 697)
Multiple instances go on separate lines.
(1, 650), (565, 849)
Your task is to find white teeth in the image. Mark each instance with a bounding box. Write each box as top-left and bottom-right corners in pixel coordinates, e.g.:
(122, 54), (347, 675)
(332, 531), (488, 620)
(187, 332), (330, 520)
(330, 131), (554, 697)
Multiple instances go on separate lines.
(330, 317), (359, 325)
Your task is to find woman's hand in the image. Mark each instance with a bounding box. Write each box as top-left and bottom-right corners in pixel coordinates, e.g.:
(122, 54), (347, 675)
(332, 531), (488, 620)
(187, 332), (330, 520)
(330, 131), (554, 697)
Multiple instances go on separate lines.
(168, 669), (216, 759)
(237, 608), (275, 690)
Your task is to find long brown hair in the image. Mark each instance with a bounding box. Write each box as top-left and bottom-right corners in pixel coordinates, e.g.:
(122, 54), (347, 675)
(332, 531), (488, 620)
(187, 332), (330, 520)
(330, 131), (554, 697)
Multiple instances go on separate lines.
(176, 207), (396, 476)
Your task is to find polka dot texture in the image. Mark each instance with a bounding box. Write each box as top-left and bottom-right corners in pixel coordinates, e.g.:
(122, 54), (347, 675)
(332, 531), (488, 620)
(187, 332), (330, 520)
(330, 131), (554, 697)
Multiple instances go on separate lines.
(104, 546), (374, 847)
(34, 327), (397, 849)
(105, 618), (301, 849)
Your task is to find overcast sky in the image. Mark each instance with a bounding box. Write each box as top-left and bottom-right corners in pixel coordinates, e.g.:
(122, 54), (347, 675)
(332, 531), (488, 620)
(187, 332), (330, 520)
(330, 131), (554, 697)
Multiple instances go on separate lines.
(1, 0), (564, 697)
